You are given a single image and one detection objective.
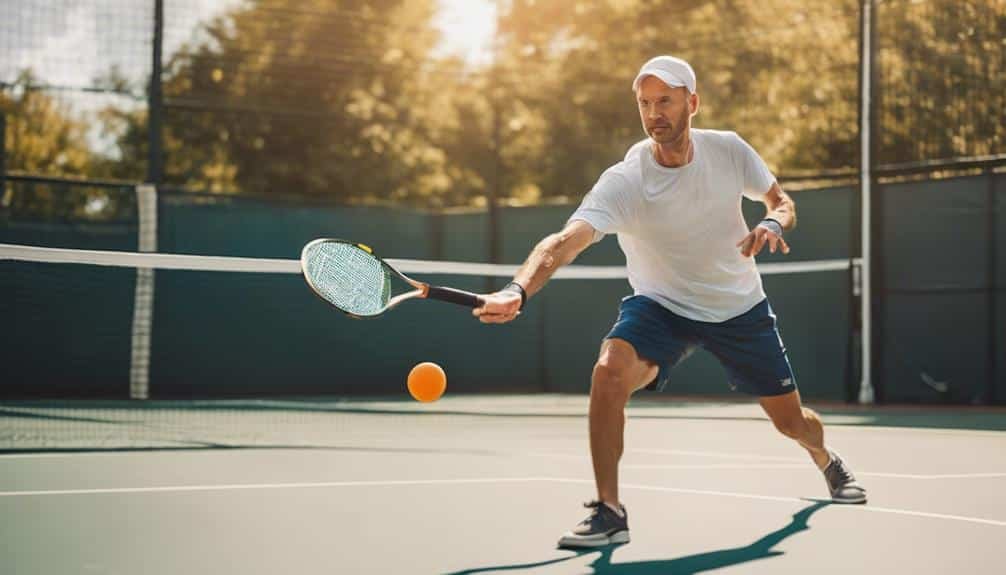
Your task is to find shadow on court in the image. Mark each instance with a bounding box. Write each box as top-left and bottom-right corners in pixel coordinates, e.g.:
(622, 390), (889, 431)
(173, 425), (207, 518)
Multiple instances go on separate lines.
(447, 501), (830, 575)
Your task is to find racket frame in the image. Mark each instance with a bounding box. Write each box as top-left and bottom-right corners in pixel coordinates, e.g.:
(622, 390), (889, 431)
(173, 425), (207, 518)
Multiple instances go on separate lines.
(300, 238), (482, 319)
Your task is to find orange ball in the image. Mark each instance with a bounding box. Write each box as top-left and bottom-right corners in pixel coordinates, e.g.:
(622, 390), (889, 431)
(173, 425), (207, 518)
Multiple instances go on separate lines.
(407, 362), (447, 402)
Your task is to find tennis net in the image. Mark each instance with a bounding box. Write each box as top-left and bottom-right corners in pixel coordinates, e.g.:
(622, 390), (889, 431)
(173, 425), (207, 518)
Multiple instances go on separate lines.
(0, 243), (856, 451)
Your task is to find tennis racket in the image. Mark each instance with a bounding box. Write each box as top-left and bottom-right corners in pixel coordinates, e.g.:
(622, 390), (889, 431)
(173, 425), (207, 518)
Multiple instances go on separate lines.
(300, 238), (484, 318)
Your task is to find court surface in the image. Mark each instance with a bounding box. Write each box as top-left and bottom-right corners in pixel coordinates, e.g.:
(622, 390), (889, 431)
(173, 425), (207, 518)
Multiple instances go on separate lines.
(2, 395), (1005, 574)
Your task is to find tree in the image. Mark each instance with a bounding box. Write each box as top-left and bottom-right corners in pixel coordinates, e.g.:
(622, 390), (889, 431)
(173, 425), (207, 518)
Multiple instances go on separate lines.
(874, 0), (1006, 164)
(92, 0), (1002, 206)
(1, 70), (93, 175)
(0, 70), (127, 221)
(106, 0), (477, 206)
(491, 0), (861, 202)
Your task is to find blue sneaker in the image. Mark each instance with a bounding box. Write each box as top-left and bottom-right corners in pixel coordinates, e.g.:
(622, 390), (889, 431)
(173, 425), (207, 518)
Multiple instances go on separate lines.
(557, 500), (630, 548)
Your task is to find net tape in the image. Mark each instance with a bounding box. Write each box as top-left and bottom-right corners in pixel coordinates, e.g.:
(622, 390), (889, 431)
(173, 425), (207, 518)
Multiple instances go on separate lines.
(0, 243), (859, 277)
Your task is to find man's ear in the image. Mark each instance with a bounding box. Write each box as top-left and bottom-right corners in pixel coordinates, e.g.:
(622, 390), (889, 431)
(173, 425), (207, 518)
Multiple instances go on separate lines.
(689, 92), (700, 116)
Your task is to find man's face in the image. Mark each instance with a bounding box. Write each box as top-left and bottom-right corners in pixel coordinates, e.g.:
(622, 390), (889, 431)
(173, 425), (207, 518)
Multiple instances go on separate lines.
(636, 76), (696, 145)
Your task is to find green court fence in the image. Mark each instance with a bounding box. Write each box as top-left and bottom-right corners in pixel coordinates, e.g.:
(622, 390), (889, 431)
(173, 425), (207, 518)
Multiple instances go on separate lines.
(3, 178), (856, 401)
(3, 170), (1004, 403)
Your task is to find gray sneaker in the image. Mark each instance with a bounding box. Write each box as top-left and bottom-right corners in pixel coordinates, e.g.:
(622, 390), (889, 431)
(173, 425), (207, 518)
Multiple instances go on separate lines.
(823, 451), (867, 504)
(557, 500), (630, 548)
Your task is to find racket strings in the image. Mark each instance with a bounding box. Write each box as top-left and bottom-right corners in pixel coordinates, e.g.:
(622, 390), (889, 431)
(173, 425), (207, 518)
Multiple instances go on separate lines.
(304, 243), (392, 316)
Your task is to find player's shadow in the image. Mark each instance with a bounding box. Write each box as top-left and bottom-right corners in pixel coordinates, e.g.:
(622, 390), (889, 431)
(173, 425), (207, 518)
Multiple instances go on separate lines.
(445, 500), (830, 575)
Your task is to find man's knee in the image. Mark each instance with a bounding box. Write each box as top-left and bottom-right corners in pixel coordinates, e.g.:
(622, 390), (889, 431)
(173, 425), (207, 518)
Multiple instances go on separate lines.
(591, 362), (633, 400)
(760, 391), (816, 440)
(591, 340), (654, 399)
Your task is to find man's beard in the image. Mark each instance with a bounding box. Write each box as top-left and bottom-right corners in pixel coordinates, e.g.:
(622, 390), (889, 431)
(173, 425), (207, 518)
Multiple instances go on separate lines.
(648, 124), (685, 144)
(646, 108), (690, 144)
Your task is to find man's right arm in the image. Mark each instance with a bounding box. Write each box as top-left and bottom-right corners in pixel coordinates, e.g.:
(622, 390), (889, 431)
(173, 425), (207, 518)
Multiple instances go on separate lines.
(472, 219), (598, 324)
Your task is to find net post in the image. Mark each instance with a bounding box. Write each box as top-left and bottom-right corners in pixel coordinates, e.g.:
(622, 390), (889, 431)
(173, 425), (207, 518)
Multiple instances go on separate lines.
(487, 95), (502, 294)
(986, 168), (998, 404)
(856, 0), (876, 404)
(130, 184), (158, 400)
(0, 112), (6, 197)
(486, 23), (503, 294)
(147, 0), (164, 185)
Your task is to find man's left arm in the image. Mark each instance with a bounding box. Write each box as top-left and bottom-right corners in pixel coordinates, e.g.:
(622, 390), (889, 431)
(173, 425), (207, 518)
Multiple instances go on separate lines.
(737, 182), (794, 257)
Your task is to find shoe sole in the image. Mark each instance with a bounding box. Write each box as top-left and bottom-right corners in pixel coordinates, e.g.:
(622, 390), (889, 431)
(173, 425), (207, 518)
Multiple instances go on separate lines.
(831, 485), (868, 505)
(557, 529), (630, 548)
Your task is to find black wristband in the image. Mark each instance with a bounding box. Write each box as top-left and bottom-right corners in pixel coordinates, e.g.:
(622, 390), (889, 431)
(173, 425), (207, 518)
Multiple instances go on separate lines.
(502, 281), (527, 310)
(758, 218), (784, 236)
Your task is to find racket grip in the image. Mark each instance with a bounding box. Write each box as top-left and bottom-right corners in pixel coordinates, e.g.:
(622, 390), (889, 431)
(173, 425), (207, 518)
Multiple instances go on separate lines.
(425, 285), (483, 308)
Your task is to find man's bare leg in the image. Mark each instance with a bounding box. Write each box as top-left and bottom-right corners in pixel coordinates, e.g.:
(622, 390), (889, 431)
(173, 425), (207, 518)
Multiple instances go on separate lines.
(589, 338), (658, 508)
(759, 390), (830, 468)
(760, 390), (867, 503)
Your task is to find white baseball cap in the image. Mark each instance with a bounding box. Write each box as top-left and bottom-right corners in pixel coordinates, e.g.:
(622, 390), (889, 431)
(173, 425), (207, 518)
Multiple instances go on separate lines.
(632, 55), (697, 93)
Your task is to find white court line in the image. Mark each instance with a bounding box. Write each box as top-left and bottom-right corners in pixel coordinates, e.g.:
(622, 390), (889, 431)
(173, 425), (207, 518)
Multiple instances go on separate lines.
(858, 472), (1006, 480)
(622, 463), (809, 471)
(526, 448), (804, 463)
(5, 450), (1004, 480)
(530, 449), (1006, 479)
(629, 448), (806, 462)
(548, 478), (1006, 528)
(0, 452), (135, 459)
(0, 476), (1003, 528)
(624, 462), (1006, 479)
(0, 477), (549, 497)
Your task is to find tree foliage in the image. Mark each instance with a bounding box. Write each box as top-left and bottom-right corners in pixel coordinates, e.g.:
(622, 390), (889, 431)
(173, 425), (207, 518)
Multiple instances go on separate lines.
(5, 0), (1003, 206)
(1, 71), (93, 175)
(1, 71), (135, 221)
(493, 0), (861, 201)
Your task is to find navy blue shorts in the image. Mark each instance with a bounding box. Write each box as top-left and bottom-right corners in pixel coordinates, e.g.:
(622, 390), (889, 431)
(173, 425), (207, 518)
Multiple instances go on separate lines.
(605, 295), (796, 397)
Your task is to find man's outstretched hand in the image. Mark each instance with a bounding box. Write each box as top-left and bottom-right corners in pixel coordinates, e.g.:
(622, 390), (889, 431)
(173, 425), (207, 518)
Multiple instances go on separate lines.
(737, 223), (790, 258)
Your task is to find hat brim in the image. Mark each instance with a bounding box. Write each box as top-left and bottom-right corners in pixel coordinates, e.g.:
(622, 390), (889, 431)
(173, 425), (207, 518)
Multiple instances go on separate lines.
(632, 70), (689, 92)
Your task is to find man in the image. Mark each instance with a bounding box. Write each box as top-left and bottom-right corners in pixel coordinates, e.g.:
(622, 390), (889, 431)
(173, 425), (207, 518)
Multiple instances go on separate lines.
(472, 55), (867, 548)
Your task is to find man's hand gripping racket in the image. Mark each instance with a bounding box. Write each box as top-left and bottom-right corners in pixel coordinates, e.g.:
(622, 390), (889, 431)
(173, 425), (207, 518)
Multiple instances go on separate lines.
(472, 289), (523, 324)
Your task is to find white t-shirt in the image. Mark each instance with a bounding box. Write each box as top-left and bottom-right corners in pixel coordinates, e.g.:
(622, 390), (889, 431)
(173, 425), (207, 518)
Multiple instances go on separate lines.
(569, 129), (776, 323)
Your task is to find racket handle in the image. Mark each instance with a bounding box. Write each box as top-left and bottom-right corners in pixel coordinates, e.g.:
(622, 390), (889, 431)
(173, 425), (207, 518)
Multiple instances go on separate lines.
(425, 285), (483, 308)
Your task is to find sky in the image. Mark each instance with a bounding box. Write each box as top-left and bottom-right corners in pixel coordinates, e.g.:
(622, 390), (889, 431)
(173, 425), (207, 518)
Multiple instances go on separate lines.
(0, 0), (497, 154)
(1, 0), (497, 90)
(433, 0), (497, 66)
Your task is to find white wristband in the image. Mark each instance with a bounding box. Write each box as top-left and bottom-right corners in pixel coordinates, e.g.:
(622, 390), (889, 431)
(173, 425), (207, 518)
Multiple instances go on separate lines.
(758, 219), (784, 236)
